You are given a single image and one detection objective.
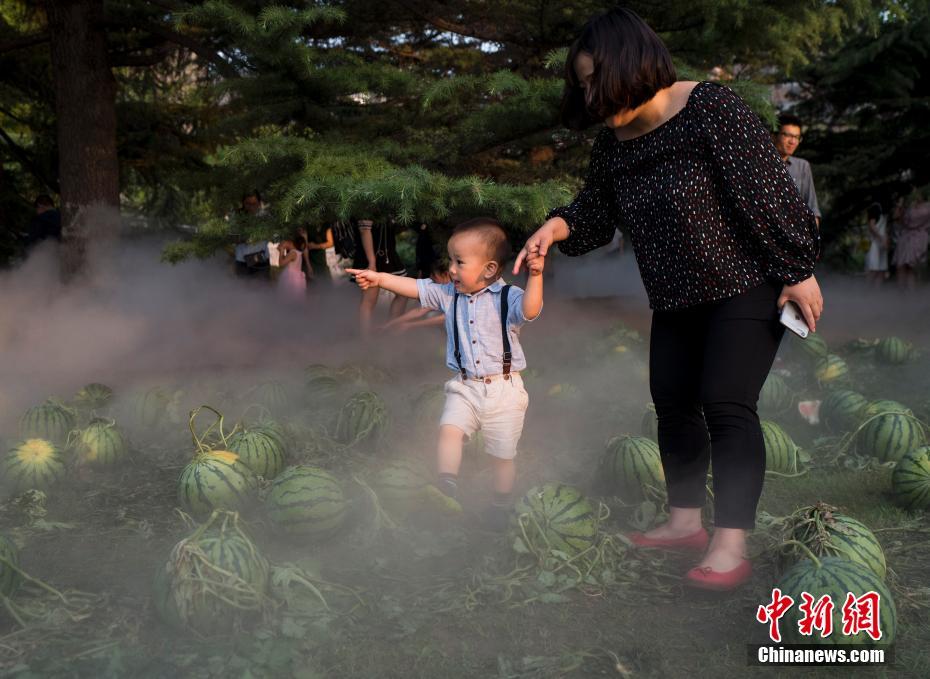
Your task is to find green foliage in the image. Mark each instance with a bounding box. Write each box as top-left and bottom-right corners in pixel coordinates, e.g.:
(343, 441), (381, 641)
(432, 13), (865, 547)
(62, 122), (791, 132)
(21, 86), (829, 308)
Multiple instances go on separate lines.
(0, 0), (914, 262)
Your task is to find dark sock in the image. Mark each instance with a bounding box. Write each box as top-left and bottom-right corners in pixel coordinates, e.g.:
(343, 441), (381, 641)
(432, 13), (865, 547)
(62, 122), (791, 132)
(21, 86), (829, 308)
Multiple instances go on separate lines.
(438, 473), (458, 499)
(491, 491), (513, 511)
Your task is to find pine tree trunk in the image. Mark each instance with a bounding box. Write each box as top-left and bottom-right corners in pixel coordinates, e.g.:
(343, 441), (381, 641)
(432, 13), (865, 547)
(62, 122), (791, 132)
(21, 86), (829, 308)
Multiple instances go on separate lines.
(45, 0), (120, 281)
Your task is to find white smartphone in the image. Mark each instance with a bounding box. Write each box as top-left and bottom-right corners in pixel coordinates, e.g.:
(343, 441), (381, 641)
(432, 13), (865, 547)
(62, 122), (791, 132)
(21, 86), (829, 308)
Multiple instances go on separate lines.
(779, 300), (810, 339)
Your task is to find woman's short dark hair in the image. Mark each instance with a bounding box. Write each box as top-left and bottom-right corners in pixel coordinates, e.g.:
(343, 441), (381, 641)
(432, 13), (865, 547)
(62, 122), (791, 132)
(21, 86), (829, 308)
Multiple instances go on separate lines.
(867, 202), (883, 221)
(561, 8), (676, 130)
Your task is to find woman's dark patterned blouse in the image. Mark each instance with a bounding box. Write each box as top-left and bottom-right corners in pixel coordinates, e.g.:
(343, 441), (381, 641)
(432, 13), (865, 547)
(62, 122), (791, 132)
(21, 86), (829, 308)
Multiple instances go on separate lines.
(547, 81), (820, 311)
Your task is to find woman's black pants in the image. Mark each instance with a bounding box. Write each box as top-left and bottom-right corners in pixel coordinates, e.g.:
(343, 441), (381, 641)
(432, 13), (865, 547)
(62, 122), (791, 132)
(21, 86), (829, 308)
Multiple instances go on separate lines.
(649, 281), (785, 529)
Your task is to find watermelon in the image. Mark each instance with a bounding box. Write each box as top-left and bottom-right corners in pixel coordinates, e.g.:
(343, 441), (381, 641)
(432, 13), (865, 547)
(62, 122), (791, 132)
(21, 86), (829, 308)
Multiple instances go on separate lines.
(601, 435), (665, 500)
(641, 404), (658, 441)
(862, 400), (912, 420)
(372, 459), (432, 504)
(2, 439), (66, 492)
(155, 512), (269, 634)
(857, 412), (925, 463)
(253, 381), (290, 414)
(305, 375), (342, 406)
(265, 465), (348, 537)
(19, 401), (75, 445)
(75, 418), (128, 467)
(335, 391), (389, 446)
(876, 337), (912, 365)
(761, 421), (801, 474)
(814, 354), (849, 385)
(785, 504), (886, 580)
(251, 418), (288, 449)
(177, 451), (259, 518)
(820, 390), (868, 433)
(891, 445), (930, 510)
(226, 429), (286, 480)
(795, 331), (829, 361)
(132, 387), (172, 429)
(759, 373), (793, 414)
(776, 556), (896, 645)
(0, 534), (21, 597)
(72, 383), (114, 412)
(513, 484), (598, 556)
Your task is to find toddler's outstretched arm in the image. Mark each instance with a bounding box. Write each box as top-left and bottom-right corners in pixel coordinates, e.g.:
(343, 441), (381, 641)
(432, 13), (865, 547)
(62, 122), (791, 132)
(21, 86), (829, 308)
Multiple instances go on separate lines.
(522, 256), (544, 321)
(346, 269), (420, 300)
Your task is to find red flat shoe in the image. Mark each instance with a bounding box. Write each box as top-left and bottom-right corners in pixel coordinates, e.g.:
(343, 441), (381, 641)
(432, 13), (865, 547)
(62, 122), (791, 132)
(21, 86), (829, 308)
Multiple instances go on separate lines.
(624, 527), (709, 552)
(685, 559), (752, 591)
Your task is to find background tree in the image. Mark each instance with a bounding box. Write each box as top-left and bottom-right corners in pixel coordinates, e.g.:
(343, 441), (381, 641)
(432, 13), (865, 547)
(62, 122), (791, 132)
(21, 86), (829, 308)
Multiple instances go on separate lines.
(0, 0), (908, 272)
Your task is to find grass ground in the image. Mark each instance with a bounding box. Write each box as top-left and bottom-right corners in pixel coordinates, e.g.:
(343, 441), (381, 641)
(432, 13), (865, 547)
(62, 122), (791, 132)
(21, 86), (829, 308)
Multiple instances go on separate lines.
(1, 301), (928, 679)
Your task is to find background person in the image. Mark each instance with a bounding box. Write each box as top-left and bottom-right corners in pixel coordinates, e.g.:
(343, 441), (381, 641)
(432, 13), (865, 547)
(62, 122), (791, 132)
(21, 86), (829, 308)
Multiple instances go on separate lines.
(352, 217), (409, 335)
(25, 194), (62, 249)
(864, 202), (889, 285)
(892, 187), (930, 291)
(773, 113), (821, 228)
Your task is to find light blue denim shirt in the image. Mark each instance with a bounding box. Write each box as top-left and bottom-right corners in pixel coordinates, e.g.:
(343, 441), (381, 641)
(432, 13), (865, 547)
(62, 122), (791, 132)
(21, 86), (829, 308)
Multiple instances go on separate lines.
(416, 278), (539, 379)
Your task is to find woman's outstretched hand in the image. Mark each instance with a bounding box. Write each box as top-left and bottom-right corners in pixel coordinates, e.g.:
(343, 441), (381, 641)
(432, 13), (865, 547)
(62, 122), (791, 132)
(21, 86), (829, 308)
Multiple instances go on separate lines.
(513, 217), (570, 275)
(778, 275), (823, 333)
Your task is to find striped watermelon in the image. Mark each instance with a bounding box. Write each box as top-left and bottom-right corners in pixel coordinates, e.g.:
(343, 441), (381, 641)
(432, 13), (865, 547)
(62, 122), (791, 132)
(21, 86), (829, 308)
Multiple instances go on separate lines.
(265, 465), (348, 537)
(133, 387), (171, 429)
(19, 402), (75, 445)
(513, 484), (598, 556)
(226, 429), (286, 480)
(776, 556), (896, 645)
(814, 354), (849, 386)
(334, 391), (389, 446)
(305, 375), (342, 407)
(785, 504), (886, 580)
(75, 418), (128, 467)
(601, 435), (664, 500)
(253, 381), (290, 414)
(761, 421), (801, 474)
(373, 459), (432, 504)
(156, 513), (269, 634)
(251, 418), (288, 449)
(0, 534), (21, 597)
(72, 383), (114, 412)
(641, 404), (658, 441)
(820, 390), (868, 433)
(862, 400), (912, 420)
(857, 412), (925, 463)
(876, 337), (912, 365)
(177, 451), (259, 518)
(759, 373), (793, 414)
(2, 439), (66, 492)
(891, 446), (930, 510)
(795, 331), (829, 362)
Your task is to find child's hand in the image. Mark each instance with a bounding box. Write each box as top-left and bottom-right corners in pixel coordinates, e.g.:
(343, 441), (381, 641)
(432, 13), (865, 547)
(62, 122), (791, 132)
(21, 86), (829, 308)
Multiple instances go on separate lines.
(345, 268), (380, 290)
(527, 253), (545, 276)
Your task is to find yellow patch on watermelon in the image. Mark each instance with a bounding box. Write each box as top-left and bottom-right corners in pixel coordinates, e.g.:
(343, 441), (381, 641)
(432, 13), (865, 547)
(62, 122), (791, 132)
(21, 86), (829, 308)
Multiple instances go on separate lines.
(204, 450), (240, 464)
(17, 438), (57, 462)
(613, 344), (628, 353)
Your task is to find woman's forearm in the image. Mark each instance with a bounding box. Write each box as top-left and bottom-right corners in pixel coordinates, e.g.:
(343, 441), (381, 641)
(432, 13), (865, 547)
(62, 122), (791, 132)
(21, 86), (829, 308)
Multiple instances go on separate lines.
(546, 217), (571, 242)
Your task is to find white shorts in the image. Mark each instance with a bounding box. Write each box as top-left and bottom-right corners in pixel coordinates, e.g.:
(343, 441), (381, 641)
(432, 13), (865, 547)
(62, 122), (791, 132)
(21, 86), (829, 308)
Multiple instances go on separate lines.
(439, 373), (529, 460)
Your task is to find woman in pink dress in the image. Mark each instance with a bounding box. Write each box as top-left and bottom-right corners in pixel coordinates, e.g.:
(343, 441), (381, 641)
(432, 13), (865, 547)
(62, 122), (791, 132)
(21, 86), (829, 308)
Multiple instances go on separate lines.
(893, 189), (930, 291)
(277, 236), (307, 299)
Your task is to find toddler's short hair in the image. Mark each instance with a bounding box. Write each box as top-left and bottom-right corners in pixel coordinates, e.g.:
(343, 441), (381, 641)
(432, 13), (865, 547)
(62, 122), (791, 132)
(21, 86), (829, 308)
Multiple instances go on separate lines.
(452, 217), (511, 268)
